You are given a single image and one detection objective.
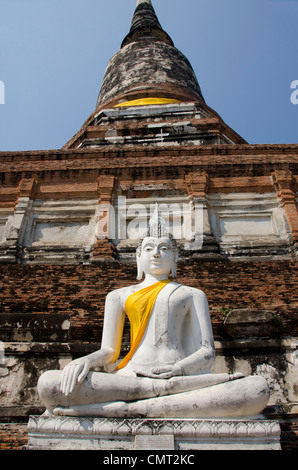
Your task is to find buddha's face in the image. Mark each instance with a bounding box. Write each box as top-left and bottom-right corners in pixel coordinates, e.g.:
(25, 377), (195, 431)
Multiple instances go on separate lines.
(138, 237), (175, 277)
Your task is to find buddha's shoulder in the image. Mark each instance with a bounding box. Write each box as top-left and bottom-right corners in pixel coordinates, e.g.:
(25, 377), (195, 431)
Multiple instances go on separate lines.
(175, 284), (207, 300)
(106, 285), (137, 301)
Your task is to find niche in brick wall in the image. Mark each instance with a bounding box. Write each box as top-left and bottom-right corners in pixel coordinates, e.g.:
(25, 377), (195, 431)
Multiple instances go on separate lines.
(19, 199), (99, 264)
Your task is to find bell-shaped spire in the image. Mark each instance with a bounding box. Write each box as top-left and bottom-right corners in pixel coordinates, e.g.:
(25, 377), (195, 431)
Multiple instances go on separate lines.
(64, 0), (247, 149)
(96, 0), (204, 109)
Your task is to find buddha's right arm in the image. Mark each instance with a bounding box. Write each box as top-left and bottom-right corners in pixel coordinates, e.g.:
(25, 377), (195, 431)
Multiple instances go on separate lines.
(90, 290), (126, 368)
(60, 293), (125, 396)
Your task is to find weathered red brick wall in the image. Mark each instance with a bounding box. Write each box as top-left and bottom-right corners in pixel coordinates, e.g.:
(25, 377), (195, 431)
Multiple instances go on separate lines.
(0, 259), (297, 450)
(0, 423), (28, 450)
(0, 260), (297, 341)
(280, 421), (298, 451)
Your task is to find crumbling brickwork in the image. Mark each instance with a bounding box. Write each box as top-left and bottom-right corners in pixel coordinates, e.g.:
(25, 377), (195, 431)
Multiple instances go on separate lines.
(0, 260), (297, 449)
(0, 261), (297, 341)
(0, 423), (28, 450)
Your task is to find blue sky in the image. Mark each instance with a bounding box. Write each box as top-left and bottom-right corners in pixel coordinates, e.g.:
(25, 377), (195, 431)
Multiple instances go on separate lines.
(0, 0), (297, 151)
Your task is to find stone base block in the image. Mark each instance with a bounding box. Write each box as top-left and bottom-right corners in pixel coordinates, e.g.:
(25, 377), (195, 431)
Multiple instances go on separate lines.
(26, 415), (281, 450)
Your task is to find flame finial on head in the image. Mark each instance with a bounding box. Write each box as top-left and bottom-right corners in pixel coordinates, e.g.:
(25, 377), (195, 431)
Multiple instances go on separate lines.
(147, 203), (169, 239)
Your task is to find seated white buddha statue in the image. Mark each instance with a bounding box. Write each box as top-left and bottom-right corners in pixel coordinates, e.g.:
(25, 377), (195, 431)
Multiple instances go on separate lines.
(38, 208), (270, 418)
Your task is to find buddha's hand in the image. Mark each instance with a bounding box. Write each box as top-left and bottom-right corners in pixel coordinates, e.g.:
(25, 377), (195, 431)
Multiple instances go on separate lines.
(136, 364), (185, 379)
(60, 357), (92, 396)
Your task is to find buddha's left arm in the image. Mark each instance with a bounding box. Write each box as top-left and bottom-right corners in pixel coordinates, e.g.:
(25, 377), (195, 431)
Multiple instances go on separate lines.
(176, 289), (216, 376)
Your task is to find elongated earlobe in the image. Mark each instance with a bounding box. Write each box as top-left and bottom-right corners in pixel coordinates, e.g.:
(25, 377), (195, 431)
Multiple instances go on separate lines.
(170, 253), (178, 279)
(171, 265), (177, 279)
(136, 255), (144, 281)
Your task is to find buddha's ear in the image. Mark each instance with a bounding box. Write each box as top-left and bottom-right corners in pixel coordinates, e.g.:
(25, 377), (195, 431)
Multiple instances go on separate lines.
(171, 251), (179, 279)
(136, 253), (144, 281)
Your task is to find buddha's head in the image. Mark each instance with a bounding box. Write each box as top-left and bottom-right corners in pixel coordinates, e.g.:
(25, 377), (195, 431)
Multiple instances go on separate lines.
(136, 206), (178, 281)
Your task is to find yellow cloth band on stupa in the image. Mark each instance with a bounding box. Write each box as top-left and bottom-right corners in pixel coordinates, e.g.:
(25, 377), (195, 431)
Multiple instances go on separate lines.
(114, 98), (181, 108)
(116, 279), (171, 370)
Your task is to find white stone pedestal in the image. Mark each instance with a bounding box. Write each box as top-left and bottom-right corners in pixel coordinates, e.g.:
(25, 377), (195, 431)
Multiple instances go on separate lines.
(26, 415), (281, 450)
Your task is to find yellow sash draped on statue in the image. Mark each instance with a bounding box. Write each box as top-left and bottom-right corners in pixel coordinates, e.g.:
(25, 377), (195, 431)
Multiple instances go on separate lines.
(116, 279), (171, 370)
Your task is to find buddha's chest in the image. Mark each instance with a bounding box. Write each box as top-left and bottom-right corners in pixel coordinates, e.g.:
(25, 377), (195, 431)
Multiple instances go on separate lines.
(144, 291), (190, 348)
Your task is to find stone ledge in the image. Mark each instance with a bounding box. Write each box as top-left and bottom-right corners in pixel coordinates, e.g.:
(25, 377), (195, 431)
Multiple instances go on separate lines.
(0, 406), (43, 420)
(26, 415), (281, 450)
(2, 337), (296, 354)
(1, 341), (101, 356)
